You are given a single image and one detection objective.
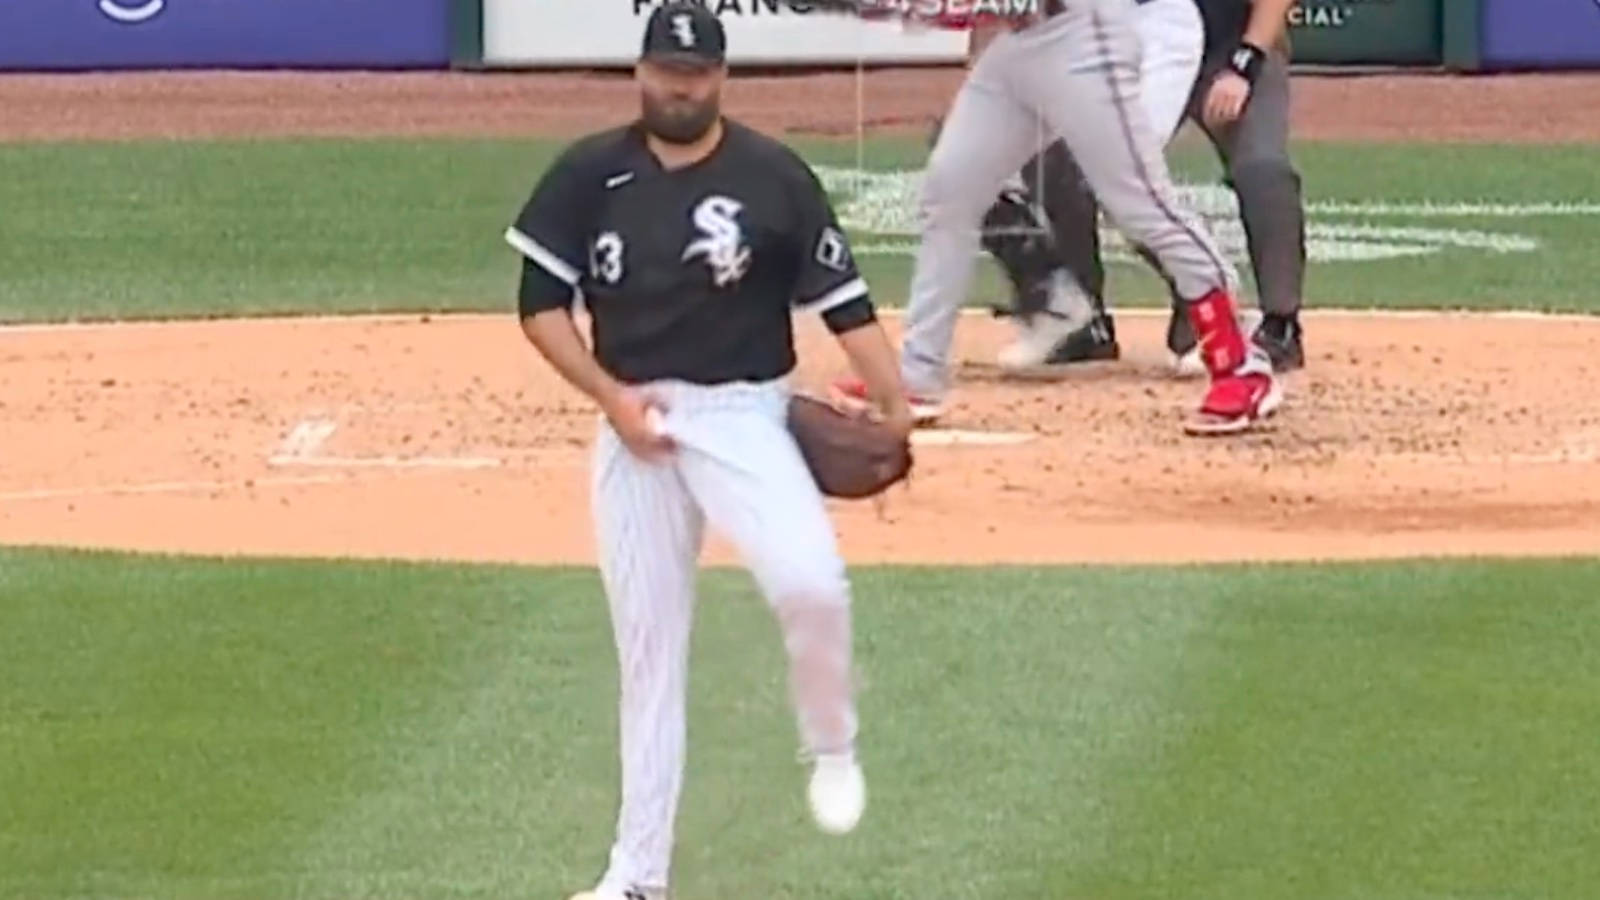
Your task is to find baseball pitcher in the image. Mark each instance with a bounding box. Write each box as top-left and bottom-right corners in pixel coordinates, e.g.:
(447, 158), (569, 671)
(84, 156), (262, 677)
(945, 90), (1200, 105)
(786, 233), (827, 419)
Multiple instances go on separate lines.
(506, 6), (911, 898)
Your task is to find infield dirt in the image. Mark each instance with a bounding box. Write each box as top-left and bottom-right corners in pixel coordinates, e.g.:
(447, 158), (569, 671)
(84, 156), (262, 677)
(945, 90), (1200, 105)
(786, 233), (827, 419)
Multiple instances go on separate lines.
(2, 70), (1598, 564)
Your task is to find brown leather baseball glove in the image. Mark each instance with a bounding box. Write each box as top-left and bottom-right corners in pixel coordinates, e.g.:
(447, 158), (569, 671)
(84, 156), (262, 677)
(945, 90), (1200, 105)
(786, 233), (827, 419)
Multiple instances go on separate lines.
(787, 394), (913, 499)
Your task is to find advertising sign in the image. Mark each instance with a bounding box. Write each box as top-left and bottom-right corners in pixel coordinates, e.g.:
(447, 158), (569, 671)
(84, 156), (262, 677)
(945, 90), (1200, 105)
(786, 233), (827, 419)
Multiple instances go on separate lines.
(483, 0), (968, 68)
(1287, 0), (1443, 65)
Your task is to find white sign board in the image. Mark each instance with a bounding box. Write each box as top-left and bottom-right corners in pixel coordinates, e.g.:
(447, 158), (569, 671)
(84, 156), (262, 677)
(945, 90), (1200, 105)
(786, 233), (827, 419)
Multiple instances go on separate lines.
(483, 0), (968, 67)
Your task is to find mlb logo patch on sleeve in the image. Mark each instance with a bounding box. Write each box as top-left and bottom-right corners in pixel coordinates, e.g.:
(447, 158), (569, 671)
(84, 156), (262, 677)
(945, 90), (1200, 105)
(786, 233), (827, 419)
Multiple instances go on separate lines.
(815, 227), (852, 273)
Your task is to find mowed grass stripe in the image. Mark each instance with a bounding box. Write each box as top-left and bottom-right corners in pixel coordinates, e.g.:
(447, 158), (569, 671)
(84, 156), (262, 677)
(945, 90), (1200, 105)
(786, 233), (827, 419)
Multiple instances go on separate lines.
(1, 138), (1598, 322)
(3, 549), (1599, 897)
(1066, 563), (1600, 899)
(0, 552), (576, 899)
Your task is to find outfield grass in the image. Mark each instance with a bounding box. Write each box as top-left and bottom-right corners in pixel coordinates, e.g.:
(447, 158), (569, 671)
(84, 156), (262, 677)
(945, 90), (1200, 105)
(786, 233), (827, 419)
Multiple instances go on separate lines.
(3, 548), (1597, 898)
(1, 138), (1597, 323)
(5, 131), (1599, 899)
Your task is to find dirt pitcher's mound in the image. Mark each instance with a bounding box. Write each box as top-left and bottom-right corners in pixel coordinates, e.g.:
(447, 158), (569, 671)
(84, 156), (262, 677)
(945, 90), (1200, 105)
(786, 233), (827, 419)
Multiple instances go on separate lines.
(2, 311), (1598, 566)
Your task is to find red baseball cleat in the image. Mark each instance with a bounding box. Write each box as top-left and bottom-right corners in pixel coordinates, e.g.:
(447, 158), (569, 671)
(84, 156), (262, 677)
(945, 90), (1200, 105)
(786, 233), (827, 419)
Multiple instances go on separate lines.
(1182, 289), (1285, 436)
(1184, 351), (1283, 436)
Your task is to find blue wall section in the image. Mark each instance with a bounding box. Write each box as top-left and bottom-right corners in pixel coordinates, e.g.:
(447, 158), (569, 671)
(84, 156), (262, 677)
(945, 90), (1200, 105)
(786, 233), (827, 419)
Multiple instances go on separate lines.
(0, 0), (452, 70)
(1, 1), (1595, 73)
(1481, 0), (1600, 68)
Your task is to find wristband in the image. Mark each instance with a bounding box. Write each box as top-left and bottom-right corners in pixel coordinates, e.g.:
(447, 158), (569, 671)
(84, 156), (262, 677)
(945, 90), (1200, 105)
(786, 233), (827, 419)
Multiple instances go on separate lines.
(1227, 42), (1267, 85)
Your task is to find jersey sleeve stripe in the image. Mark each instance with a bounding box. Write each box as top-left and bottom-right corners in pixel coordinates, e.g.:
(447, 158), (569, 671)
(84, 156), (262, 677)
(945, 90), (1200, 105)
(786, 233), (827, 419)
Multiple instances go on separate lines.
(505, 226), (581, 286)
(798, 276), (868, 315)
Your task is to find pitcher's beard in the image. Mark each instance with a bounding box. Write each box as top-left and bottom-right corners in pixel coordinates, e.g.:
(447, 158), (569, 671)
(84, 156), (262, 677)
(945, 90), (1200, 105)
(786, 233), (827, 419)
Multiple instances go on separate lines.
(641, 95), (720, 145)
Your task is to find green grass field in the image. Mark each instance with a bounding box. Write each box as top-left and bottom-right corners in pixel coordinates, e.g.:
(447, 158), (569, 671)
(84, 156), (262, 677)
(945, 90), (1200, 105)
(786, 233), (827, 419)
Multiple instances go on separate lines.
(5, 127), (1600, 897)
(4, 549), (1599, 898)
(1, 138), (1597, 322)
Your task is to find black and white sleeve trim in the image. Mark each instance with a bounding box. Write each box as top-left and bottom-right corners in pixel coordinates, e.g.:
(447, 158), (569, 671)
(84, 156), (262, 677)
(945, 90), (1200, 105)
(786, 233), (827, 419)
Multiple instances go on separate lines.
(798, 276), (869, 315)
(505, 226), (581, 286)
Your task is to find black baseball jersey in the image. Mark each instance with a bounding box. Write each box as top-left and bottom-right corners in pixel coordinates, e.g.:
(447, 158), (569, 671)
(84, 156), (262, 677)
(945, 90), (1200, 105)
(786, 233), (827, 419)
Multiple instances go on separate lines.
(507, 119), (874, 386)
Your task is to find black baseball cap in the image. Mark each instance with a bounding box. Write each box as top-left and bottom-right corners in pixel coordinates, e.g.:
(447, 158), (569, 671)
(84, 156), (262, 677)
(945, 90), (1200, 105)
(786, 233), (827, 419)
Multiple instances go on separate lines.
(640, 2), (727, 70)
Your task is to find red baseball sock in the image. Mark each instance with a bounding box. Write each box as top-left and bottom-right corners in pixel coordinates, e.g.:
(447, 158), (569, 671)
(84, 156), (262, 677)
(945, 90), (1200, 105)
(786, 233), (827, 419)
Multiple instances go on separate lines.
(1185, 288), (1248, 376)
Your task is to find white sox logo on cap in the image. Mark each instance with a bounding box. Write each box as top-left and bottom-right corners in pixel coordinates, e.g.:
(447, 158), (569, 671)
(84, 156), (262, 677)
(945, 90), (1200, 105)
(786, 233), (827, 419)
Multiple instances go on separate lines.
(671, 13), (697, 48)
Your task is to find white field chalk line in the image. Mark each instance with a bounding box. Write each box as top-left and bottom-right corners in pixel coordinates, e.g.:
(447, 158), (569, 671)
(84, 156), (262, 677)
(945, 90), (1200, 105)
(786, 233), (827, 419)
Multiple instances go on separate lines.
(1106, 308), (1600, 323)
(1307, 200), (1600, 217)
(275, 417), (338, 460)
(815, 167), (1600, 216)
(913, 429), (1035, 447)
(819, 167), (1587, 260)
(4, 456), (502, 505)
(0, 313), (474, 335)
(0, 473), (347, 503)
(8, 307), (1600, 338)
(1382, 449), (1600, 466)
(5, 444), (1586, 505)
(266, 454), (502, 470)
(266, 415), (502, 470)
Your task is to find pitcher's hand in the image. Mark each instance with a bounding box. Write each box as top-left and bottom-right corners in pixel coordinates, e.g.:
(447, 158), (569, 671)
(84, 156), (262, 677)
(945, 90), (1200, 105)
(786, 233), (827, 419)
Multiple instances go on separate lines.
(601, 387), (675, 462)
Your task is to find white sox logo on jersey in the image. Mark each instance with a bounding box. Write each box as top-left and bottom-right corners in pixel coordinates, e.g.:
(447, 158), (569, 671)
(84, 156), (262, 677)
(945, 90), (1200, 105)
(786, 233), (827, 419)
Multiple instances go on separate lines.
(682, 196), (752, 288)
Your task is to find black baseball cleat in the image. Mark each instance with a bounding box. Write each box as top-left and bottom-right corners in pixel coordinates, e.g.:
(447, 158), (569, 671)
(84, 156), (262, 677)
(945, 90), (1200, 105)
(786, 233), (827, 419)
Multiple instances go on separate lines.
(1044, 313), (1120, 364)
(1166, 304), (1197, 358)
(1253, 313), (1305, 372)
(1164, 305), (1206, 378)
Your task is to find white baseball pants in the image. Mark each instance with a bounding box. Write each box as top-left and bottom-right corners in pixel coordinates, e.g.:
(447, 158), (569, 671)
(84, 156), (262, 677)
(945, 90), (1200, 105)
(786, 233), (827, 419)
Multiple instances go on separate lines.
(590, 377), (857, 894)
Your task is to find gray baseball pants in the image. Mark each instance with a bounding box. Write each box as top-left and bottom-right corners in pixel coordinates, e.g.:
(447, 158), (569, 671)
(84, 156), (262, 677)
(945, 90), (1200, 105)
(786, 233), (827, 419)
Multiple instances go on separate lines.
(1031, 47), (1307, 331)
(900, 0), (1235, 398)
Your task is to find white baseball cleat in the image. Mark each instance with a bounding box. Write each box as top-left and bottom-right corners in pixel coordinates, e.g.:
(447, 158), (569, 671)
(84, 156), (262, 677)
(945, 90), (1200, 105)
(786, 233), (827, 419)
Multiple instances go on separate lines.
(567, 887), (661, 900)
(807, 751), (866, 835)
(1170, 347), (1206, 379)
(996, 270), (1096, 372)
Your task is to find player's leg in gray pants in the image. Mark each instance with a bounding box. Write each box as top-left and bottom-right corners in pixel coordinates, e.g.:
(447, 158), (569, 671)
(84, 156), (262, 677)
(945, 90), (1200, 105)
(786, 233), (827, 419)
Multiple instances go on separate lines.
(1193, 50), (1305, 319)
(899, 47), (1059, 397)
(1029, 141), (1107, 307)
(900, 0), (1234, 398)
(1023, 1), (1235, 296)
